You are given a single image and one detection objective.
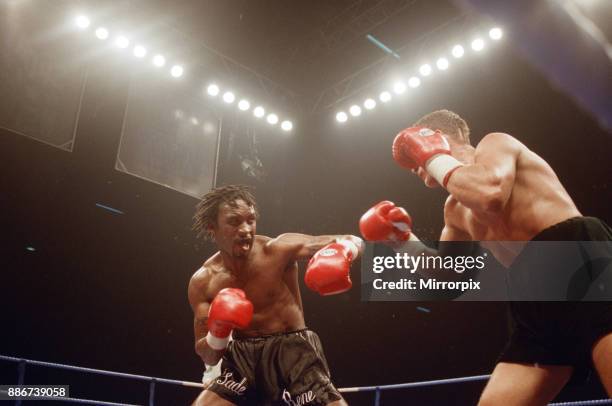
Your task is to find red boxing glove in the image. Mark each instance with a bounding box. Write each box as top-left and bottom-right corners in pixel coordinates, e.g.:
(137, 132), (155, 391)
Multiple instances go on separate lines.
(305, 242), (355, 296)
(392, 126), (463, 187)
(206, 288), (253, 350)
(360, 201), (413, 242)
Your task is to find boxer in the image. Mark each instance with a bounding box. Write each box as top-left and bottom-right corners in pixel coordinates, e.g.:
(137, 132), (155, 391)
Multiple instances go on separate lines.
(189, 185), (362, 405)
(361, 110), (612, 405)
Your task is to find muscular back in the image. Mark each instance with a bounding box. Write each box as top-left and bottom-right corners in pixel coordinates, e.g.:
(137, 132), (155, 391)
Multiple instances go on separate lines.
(444, 133), (581, 265)
(190, 235), (306, 338)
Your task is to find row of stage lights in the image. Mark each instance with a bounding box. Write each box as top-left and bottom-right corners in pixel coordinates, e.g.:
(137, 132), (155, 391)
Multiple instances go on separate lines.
(335, 27), (504, 124)
(74, 15), (294, 132)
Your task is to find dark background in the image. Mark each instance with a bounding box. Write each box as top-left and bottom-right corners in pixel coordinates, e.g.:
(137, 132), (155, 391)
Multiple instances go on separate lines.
(1, 1), (611, 405)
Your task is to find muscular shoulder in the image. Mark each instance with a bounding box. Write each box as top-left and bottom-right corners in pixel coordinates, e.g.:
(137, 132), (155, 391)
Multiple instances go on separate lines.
(188, 266), (213, 307)
(477, 132), (522, 153)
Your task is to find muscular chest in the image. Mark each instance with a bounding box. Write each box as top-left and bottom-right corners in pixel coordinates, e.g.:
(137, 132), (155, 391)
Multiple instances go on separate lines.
(206, 259), (289, 309)
(444, 198), (501, 240)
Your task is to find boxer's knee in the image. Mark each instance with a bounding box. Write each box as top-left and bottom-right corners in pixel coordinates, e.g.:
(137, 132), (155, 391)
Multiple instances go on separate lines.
(192, 389), (236, 406)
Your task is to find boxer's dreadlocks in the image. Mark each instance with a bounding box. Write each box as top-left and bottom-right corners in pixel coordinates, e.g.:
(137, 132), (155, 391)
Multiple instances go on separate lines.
(414, 109), (471, 144)
(193, 185), (258, 240)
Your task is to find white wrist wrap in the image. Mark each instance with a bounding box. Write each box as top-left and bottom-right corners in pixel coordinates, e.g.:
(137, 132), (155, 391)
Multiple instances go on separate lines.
(206, 332), (229, 351)
(337, 238), (361, 259)
(425, 154), (463, 187)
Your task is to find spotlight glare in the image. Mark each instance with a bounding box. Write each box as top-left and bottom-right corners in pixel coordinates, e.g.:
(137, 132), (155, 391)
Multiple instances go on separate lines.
(170, 65), (184, 78)
(364, 98), (376, 110)
(207, 84), (220, 96)
(489, 27), (503, 40)
(238, 99), (251, 111)
(379, 91), (392, 103)
(95, 27), (109, 40)
(436, 57), (449, 70)
(281, 120), (293, 131)
(349, 105), (362, 117)
(222, 91), (235, 104)
(152, 54), (166, 67)
(408, 76), (421, 88)
(75, 15), (90, 29)
(253, 106), (265, 118)
(471, 38), (485, 51)
(336, 111), (348, 123)
(133, 45), (147, 58)
(267, 114), (279, 125)
(393, 81), (406, 95)
(419, 64), (432, 76)
(451, 44), (465, 58)
(190, 117), (199, 125)
(115, 36), (129, 49)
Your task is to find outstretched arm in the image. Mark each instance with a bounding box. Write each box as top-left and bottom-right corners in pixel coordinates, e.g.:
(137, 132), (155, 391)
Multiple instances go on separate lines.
(267, 233), (363, 261)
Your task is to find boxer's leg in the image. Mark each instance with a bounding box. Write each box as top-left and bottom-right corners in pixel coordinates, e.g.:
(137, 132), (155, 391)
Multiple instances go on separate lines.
(592, 332), (612, 396)
(478, 362), (572, 406)
(192, 389), (237, 406)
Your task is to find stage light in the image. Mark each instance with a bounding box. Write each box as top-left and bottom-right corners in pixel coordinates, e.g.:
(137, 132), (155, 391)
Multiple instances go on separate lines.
(75, 15), (90, 29)
(266, 114), (279, 125)
(238, 99), (251, 111)
(281, 120), (293, 131)
(222, 91), (235, 104)
(115, 36), (129, 49)
(419, 64), (432, 76)
(408, 76), (421, 88)
(170, 65), (184, 78)
(349, 105), (362, 117)
(152, 54), (166, 67)
(393, 81), (406, 95)
(451, 44), (465, 58)
(207, 84), (220, 96)
(379, 91), (392, 103)
(489, 27), (503, 40)
(436, 57), (449, 70)
(95, 27), (109, 40)
(336, 111), (348, 123)
(133, 45), (147, 58)
(253, 106), (265, 118)
(471, 38), (485, 51)
(190, 117), (199, 125)
(364, 98), (376, 110)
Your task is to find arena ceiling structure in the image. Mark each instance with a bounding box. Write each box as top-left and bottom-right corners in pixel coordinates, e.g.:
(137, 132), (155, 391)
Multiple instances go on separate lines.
(1, 0), (611, 405)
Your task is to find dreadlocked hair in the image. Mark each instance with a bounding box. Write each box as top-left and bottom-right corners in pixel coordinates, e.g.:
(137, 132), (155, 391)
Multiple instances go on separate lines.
(193, 184), (258, 240)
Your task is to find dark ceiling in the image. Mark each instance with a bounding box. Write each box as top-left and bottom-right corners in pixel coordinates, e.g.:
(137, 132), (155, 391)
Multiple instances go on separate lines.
(1, 1), (611, 405)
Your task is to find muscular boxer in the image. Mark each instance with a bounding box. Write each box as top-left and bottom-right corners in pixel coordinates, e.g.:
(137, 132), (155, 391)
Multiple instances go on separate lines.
(188, 185), (361, 406)
(363, 110), (611, 405)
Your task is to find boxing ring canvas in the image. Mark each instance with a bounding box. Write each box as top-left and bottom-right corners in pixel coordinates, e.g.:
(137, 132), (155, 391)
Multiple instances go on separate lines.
(115, 74), (221, 199)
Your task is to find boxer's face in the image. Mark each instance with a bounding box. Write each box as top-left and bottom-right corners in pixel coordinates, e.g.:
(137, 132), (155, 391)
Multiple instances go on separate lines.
(212, 199), (257, 258)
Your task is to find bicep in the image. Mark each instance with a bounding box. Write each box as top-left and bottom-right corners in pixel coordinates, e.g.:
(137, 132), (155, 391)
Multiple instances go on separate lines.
(187, 272), (211, 340)
(473, 133), (518, 189)
(192, 302), (210, 340)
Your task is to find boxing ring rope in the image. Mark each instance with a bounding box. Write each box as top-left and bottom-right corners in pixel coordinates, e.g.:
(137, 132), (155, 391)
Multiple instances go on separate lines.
(0, 354), (203, 406)
(338, 375), (611, 406)
(0, 354), (609, 405)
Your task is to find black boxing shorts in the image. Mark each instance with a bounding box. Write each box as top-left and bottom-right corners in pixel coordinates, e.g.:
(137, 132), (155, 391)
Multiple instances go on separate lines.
(500, 217), (612, 380)
(207, 329), (343, 405)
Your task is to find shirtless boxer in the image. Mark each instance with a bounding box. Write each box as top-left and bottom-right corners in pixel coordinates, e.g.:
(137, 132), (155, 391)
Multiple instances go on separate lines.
(188, 185), (362, 406)
(360, 110), (612, 405)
